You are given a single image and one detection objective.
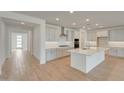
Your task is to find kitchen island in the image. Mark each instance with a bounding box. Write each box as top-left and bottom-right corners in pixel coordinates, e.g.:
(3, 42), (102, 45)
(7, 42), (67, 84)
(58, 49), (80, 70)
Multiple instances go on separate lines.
(69, 47), (105, 73)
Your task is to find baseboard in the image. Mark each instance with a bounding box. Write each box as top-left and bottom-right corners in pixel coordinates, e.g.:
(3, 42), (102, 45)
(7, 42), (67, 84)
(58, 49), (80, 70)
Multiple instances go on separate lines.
(32, 54), (40, 63)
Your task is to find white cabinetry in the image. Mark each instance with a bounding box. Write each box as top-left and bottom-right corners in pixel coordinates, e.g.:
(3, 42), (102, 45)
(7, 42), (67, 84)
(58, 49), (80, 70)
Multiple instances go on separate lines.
(46, 48), (70, 62)
(97, 31), (108, 37)
(46, 49), (52, 61)
(46, 24), (60, 41)
(117, 48), (124, 57)
(65, 28), (74, 41)
(74, 31), (80, 39)
(109, 47), (124, 57)
(109, 48), (117, 57)
(46, 24), (78, 42)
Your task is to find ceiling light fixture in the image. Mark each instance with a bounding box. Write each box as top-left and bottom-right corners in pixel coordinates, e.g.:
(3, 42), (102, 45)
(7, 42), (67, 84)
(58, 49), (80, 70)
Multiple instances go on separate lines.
(99, 25), (104, 28)
(72, 22), (76, 26)
(86, 18), (90, 22)
(70, 11), (74, 13)
(88, 28), (91, 30)
(21, 22), (25, 24)
(96, 24), (99, 26)
(83, 26), (86, 29)
(56, 18), (60, 21)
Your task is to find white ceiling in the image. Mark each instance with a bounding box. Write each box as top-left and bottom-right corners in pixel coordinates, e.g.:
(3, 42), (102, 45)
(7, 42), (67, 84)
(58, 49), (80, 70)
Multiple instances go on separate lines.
(3, 17), (37, 28)
(14, 11), (124, 30)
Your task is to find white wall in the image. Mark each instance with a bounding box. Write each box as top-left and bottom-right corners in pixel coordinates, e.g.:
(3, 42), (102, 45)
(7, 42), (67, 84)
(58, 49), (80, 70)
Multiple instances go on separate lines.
(27, 31), (33, 54)
(0, 19), (8, 74)
(11, 32), (17, 49)
(22, 33), (28, 50)
(33, 25), (41, 61)
(40, 22), (46, 64)
(32, 21), (46, 64)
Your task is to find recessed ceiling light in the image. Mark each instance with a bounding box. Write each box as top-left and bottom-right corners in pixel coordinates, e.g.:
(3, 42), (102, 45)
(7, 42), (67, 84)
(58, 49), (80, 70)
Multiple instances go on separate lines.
(56, 18), (60, 21)
(72, 22), (76, 25)
(83, 26), (86, 28)
(88, 28), (91, 30)
(21, 22), (24, 24)
(96, 24), (99, 26)
(70, 11), (74, 13)
(86, 18), (90, 22)
(99, 25), (104, 28)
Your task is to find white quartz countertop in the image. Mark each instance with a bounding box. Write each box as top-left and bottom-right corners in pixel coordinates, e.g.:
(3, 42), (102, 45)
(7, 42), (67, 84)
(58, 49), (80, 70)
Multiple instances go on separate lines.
(45, 41), (73, 49)
(109, 46), (124, 48)
(68, 47), (105, 56)
(46, 45), (73, 49)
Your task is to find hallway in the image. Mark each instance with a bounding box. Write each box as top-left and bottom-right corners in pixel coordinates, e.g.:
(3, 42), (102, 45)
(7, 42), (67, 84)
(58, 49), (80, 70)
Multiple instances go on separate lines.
(0, 50), (42, 80)
(1, 50), (124, 81)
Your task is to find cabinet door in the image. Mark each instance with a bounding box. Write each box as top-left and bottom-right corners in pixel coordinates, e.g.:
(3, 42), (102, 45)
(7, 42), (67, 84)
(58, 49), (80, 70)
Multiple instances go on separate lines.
(56, 48), (59, 58)
(55, 29), (60, 41)
(71, 31), (74, 41)
(46, 26), (55, 41)
(109, 48), (117, 57)
(46, 25), (60, 41)
(97, 31), (108, 37)
(49, 29), (55, 41)
(63, 48), (67, 56)
(117, 48), (124, 57)
(67, 31), (72, 41)
(66, 48), (70, 56)
(50, 49), (56, 60)
(74, 31), (80, 39)
(46, 49), (52, 61)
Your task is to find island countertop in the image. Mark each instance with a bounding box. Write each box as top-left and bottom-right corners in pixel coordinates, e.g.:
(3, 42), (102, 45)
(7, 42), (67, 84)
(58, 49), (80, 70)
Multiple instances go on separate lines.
(68, 47), (105, 56)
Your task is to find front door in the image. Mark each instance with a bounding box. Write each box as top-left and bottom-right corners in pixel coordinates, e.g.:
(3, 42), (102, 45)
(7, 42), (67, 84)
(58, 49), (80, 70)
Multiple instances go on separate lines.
(16, 35), (23, 49)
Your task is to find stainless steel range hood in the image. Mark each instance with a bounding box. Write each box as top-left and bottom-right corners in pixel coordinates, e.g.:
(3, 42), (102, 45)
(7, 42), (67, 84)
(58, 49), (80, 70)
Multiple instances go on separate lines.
(60, 26), (67, 37)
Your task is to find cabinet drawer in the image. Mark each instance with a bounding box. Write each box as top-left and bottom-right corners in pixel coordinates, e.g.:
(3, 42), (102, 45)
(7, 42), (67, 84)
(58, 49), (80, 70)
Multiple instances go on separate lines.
(117, 48), (124, 57)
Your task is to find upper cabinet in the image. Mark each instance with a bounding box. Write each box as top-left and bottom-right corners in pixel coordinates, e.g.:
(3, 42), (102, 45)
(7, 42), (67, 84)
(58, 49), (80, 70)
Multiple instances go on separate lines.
(96, 31), (108, 37)
(109, 30), (124, 41)
(64, 28), (75, 41)
(87, 31), (97, 41)
(74, 30), (80, 39)
(46, 24), (78, 42)
(46, 24), (61, 41)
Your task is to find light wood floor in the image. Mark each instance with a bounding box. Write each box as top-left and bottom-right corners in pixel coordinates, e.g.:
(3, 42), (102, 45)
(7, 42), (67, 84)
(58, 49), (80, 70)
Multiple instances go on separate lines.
(1, 50), (124, 81)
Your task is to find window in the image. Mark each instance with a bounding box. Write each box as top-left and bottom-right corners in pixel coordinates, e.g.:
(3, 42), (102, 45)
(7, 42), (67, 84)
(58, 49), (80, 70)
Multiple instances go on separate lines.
(16, 35), (23, 49)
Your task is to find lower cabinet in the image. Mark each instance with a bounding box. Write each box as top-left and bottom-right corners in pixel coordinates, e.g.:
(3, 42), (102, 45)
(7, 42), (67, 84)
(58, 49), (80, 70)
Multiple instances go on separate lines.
(109, 47), (124, 57)
(117, 48), (124, 57)
(109, 48), (117, 57)
(46, 48), (70, 62)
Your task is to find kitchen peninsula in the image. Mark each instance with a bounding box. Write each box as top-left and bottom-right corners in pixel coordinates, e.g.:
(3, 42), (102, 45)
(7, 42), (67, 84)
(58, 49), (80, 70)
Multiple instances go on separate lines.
(69, 47), (105, 73)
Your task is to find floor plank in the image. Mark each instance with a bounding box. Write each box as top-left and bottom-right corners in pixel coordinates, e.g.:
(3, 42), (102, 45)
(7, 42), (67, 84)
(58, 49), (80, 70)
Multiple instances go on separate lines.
(0, 50), (124, 81)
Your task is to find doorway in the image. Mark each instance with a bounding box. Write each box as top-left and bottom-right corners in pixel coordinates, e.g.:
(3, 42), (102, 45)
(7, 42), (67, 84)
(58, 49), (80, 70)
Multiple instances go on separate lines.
(11, 32), (28, 50)
(16, 34), (23, 49)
